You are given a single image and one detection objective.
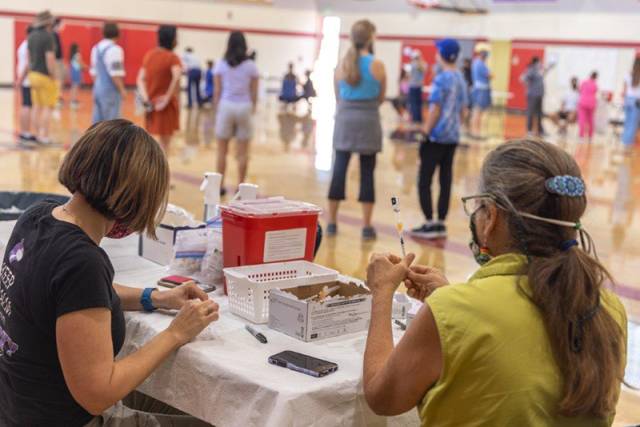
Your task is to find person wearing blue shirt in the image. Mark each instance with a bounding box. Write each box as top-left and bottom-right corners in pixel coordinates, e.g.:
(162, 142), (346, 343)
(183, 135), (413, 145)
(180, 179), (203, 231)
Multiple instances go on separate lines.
(279, 62), (300, 111)
(411, 38), (468, 239)
(470, 43), (492, 139)
(203, 60), (214, 103)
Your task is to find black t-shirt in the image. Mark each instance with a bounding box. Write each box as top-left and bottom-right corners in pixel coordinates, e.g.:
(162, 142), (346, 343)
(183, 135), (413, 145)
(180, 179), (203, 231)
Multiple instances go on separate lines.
(0, 202), (125, 427)
(27, 28), (55, 75)
(53, 31), (63, 60)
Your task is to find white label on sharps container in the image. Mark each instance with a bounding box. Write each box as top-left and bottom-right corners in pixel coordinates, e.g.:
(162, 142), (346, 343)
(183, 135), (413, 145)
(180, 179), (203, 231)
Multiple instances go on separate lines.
(263, 228), (307, 263)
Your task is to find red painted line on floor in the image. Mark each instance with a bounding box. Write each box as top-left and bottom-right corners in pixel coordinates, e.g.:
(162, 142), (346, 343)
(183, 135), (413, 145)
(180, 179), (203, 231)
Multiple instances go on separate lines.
(169, 170), (640, 302)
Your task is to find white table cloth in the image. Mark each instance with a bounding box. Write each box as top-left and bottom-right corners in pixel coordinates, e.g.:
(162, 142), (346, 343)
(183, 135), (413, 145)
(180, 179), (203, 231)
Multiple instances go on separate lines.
(0, 222), (419, 427)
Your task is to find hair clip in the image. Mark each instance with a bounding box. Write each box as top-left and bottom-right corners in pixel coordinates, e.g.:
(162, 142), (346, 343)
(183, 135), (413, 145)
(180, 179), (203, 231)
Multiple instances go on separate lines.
(545, 176), (585, 198)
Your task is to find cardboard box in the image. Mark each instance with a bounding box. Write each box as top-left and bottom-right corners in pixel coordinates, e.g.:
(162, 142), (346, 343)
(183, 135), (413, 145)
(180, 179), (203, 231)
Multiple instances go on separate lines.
(138, 224), (205, 266)
(406, 299), (424, 328)
(268, 279), (372, 342)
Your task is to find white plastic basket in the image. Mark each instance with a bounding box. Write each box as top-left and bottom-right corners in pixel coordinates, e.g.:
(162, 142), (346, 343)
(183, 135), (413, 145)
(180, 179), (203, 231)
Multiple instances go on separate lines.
(223, 261), (338, 323)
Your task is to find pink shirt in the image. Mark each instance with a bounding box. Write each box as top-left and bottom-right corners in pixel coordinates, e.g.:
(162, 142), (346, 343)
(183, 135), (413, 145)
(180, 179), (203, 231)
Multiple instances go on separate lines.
(579, 79), (598, 109)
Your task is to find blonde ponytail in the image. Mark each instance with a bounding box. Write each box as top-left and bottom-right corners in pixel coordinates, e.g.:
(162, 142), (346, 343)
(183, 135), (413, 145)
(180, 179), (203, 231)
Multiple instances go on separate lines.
(341, 47), (362, 86)
(339, 19), (376, 87)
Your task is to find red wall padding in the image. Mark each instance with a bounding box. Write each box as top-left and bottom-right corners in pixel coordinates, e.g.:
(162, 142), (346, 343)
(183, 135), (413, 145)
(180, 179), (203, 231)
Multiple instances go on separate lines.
(507, 46), (546, 110)
(400, 41), (438, 88)
(14, 20), (157, 86)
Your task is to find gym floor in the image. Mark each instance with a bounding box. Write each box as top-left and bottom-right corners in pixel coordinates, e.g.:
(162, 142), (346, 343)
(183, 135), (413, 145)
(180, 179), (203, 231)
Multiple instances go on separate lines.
(0, 88), (638, 424)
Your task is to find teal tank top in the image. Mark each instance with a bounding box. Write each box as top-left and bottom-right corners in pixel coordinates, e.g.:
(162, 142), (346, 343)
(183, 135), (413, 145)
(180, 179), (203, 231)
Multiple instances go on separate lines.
(338, 54), (381, 101)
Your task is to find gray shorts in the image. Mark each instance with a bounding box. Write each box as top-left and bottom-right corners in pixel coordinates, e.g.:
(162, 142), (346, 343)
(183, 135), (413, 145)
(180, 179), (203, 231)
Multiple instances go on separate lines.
(215, 100), (253, 140)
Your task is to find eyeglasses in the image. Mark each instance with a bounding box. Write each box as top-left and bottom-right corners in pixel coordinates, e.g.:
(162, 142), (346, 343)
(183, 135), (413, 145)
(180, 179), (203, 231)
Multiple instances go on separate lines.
(461, 193), (497, 217)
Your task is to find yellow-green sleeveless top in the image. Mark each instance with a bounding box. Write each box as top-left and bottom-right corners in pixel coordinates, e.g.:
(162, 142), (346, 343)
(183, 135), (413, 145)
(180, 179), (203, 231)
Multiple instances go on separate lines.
(419, 253), (627, 427)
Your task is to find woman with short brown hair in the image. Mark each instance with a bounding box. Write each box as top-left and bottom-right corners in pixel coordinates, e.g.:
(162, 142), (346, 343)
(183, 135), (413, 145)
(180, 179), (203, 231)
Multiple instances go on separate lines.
(0, 119), (218, 426)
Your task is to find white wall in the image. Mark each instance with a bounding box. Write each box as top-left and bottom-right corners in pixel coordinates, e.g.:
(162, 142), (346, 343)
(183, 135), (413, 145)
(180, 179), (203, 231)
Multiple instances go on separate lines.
(332, 10), (640, 100)
(334, 10), (640, 43)
(4, 0), (317, 33)
(0, 17), (14, 84)
(544, 46), (636, 111)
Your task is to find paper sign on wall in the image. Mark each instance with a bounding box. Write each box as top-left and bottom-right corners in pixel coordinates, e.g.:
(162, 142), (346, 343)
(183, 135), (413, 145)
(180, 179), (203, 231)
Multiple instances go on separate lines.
(263, 228), (307, 263)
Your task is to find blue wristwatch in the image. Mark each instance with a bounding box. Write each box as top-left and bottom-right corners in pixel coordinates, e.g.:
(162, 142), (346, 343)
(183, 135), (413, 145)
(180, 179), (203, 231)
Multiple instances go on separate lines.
(140, 288), (157, 312)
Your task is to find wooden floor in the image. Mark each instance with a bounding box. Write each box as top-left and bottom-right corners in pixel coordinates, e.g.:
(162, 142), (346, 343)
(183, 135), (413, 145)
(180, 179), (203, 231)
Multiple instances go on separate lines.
(0, 88), (638, 425)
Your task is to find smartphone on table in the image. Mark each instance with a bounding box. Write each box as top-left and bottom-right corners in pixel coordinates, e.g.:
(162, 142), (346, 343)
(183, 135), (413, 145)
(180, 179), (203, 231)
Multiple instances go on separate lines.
(157, 275), (216, 293)
(268, 351), (338, 377)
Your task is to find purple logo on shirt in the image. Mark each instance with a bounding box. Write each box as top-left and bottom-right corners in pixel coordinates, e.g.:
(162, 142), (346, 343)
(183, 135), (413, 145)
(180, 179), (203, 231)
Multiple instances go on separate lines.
(8, 240), (24, 265)
(0, 326), (18, 357)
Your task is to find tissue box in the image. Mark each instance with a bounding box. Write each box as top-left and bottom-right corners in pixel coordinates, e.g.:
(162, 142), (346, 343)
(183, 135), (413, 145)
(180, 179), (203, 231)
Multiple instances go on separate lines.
(406, 299), (424, 328)
(268, 279), (372, 342)
(138, 224), (205, 266)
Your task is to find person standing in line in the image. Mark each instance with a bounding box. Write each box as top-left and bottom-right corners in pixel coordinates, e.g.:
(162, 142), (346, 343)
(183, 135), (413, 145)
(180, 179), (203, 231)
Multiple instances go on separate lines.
(52, 17), (64, 106)
(621, 57), (640, 154)
(68, 43), (86, 109)
(577, 71), (598, 143)
(520, 56), (553, 137)
(407, 51), (426, 124)
(182, 47), (203, 109)
(213, 31), (259, 193)
(90, 22), (126, 124)
(203, 59), (215, 104)
(16, 26), (36, 143)
(460, 58), (473, 113)
(137, 25), (182, 152)
(279, 62), (300, 110)
(391, 68), (410, 117)
(470, 43), (492, 139)
(27, 10), (59, 145)
(550, 77), (579, 135)
(461, 57), (473, 132)
(327, 20), (386, 240)
(410, 39), (467, 240)
(461, 58), (472, 92)
(302, 69), (317, 105)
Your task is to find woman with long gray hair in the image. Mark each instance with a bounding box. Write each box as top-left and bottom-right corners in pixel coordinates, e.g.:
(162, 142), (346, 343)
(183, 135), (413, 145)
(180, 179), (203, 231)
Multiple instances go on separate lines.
(363, 139), (627, 425)
(327, 19), (386, 240)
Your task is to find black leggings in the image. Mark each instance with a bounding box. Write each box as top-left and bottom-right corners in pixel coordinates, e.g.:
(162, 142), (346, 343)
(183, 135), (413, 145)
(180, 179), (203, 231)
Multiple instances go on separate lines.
(418, 142), (457, 221)
(328, 150), (376, 203)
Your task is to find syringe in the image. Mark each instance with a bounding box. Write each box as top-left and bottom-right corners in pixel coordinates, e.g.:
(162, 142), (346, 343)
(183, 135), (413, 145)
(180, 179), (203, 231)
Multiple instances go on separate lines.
(390, 196), (406, 257)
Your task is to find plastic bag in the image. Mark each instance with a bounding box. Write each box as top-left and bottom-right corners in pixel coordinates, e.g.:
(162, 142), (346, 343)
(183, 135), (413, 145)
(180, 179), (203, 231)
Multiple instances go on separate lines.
(168, 228), (208, 276)
(198, 217), (224, 286)
(163, 204), (202, 228)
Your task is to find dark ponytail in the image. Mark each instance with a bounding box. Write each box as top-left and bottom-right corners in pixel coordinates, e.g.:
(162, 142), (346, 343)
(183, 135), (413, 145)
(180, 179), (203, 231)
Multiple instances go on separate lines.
(481, 139), (626, 418)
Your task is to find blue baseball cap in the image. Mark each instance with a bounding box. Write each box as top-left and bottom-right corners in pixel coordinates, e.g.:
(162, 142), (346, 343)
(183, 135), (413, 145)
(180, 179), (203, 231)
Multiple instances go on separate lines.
(436, 38), (460, 63)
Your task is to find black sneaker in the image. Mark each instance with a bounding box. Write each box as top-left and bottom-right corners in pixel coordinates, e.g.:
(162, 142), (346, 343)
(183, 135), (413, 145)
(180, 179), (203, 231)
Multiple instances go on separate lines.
(410, 222), (447, 240)
(362, 226), (377, 241)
